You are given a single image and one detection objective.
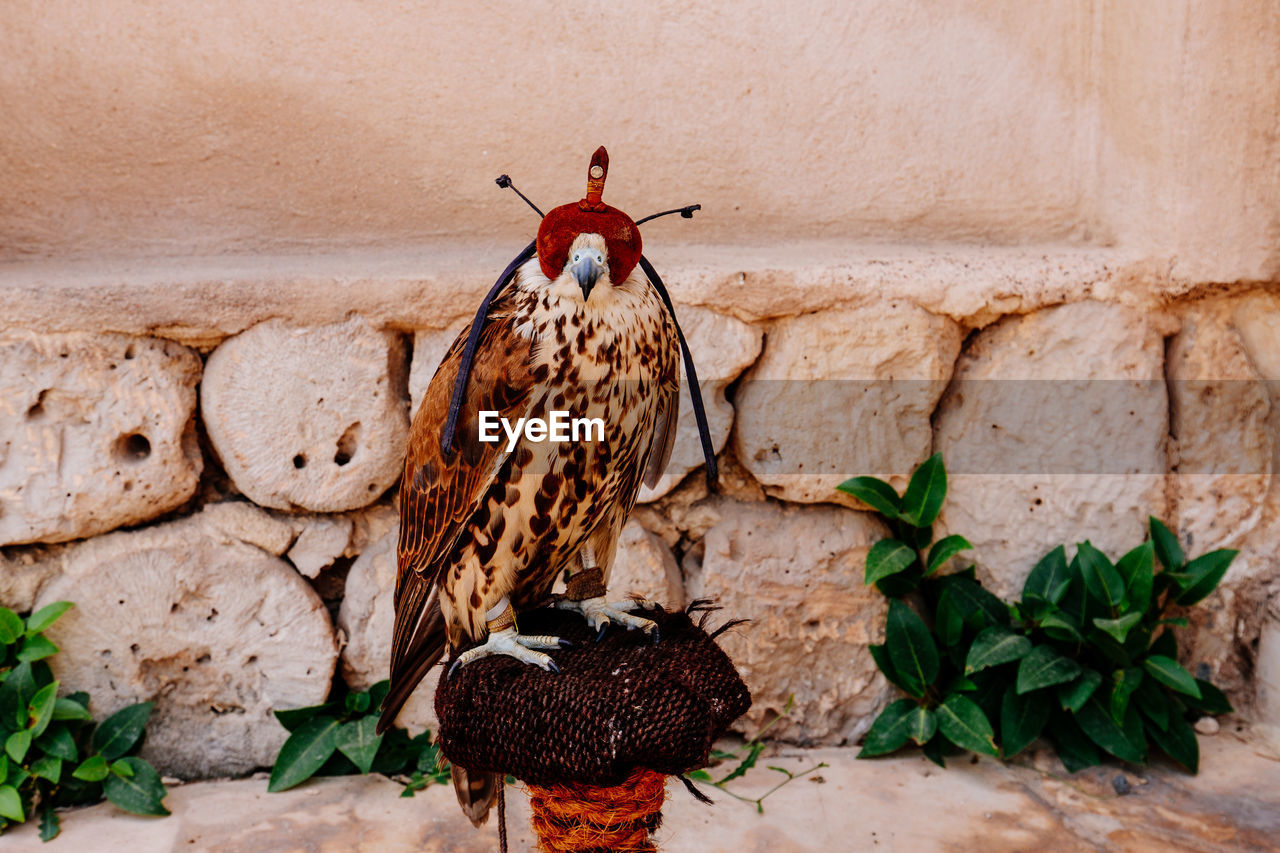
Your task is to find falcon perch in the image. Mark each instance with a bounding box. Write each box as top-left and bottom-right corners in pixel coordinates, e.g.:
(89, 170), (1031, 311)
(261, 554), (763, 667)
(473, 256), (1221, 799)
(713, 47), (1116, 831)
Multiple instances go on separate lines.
(379, 147), (712, 826)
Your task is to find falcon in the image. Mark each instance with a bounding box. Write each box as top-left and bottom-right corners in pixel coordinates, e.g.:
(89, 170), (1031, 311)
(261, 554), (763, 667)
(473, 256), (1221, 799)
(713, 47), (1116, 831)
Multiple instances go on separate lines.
(378, 147), (716, 825)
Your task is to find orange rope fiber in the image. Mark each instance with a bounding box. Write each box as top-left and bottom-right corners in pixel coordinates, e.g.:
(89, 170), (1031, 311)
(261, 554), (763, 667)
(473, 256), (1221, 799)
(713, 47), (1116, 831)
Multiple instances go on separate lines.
(526, 768), (666, 852)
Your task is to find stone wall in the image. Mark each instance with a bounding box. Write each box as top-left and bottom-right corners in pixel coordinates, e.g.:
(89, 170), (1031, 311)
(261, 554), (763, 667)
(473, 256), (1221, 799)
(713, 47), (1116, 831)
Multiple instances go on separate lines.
(3, 1), (1280, 776)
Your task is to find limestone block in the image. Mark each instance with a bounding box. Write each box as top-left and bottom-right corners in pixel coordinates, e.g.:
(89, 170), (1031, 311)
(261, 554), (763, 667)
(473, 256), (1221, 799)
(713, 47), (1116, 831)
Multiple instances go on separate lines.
(337, 528), (436, 733)
(1257, 600), (1280, 757)
(1166, 301), (1272, 554)
(607, 521), (684, 608)
(0, 546), (61, 613)
(409, 326), (464, 418)
(33, 503), (338, 778)
(934, 301), (1169, 599)
(0, 331), (202, 545)
(287, 515), (354, 578)
(639, 306), (762, 501)
(684, 500), (891, 745)
(201, 317), (409, 512)
(734, 302), (960, 507)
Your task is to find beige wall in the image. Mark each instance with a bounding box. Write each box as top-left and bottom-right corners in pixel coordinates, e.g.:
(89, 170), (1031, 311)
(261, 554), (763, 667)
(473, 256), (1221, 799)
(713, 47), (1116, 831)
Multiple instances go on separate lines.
(2, 1), (1277, 282)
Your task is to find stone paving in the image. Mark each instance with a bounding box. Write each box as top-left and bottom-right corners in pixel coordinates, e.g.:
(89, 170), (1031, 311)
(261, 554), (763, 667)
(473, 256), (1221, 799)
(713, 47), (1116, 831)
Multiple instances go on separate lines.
(3, 727), (1277, 852)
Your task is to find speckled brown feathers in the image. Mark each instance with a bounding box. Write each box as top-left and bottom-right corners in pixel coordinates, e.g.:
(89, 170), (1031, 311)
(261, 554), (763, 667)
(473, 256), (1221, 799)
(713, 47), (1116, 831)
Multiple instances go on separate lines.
(379, 251), (679, 738)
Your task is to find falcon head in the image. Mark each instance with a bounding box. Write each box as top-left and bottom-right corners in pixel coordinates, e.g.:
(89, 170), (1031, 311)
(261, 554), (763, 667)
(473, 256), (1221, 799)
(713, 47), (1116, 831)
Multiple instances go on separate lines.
(536, 147), (642, 301)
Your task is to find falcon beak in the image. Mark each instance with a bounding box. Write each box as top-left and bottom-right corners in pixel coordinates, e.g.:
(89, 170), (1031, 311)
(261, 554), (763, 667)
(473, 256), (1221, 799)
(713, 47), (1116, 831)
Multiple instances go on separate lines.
(570, 255), (603, 300)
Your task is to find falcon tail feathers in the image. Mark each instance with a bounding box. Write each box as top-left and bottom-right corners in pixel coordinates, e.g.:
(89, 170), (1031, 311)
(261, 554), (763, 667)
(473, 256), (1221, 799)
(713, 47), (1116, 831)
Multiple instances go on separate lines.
(377, 600), (448, 734)
(451, 763), (501, 827)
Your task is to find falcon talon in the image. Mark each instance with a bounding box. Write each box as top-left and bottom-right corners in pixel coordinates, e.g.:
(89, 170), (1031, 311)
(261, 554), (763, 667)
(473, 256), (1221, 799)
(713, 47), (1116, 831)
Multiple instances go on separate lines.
(546, 660), (561, 675)
(558, 638), (575, 649)
(596, 624), (609, 643)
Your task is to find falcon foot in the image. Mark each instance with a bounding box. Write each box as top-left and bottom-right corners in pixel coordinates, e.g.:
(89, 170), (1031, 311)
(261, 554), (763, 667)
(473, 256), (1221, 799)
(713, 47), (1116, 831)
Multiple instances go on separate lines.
(447, 627), (570, 679)
(555, 596), (660, 643)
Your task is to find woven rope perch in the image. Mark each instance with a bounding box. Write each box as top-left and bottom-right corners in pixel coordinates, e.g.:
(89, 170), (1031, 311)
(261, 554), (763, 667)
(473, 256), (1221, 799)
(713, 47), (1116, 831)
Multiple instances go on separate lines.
(435, 602), (750, 852)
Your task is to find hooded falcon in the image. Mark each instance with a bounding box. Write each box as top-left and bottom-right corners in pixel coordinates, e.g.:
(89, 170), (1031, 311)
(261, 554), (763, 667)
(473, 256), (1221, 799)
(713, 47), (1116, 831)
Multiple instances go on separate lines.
(379, 147), (703, 825)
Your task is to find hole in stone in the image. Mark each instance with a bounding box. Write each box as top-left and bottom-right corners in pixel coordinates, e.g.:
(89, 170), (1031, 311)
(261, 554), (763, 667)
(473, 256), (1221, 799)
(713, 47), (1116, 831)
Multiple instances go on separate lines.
(114, 433), (151, 462)
(368, 483), (378, 492)
(26, 390), (49, 420)
(130, 643), (140, 654)
(206, 608), (218, 621)
(196, 654), (211, 664)
(335, 422), (360, 466)
(247, 655), (258, 665)
(124, 344), (136, 360)
(293, 454), (307, 469)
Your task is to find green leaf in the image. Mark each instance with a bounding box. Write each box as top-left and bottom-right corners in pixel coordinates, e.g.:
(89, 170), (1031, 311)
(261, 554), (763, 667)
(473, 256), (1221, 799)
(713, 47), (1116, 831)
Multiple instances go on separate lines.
(1057, 668), (1102, 713)
(1184, 680), (1233, 715)
(1115, 542), (1154, 614)
(268, 716), (342, 792)
(344, 691), (372, 715)
(110, 759), (134, 778)
(921, 733), (948, 768)
(935, 590), (964, 647)
(900, 453), (946, 527)
(368, 680), (391, 713)
(335, 716), (383, 775)
(885, 600), (939, 697)
(39, 807), (60, 842)
(864, 539), (917, 587)
(103, 756), (169, 816)
(1173, 550), (1237, 606)
(35, 725), (78, 762)
(1147, 711), (1198, 773)
(1077, 542), (1125, 611)
(1143, 656), (1202, 698)
(0, 609), (23, 645)
(1134, 678), (1170, 731)
(273, 701), (342, 732)
(16, 633), (59, 663)
(28, 681), (58, 736)
(0, 662), (37, 729)
(1150, 628), (1178, 660)
(716, 741), (763, 784)
(926, 535), (972, 575)
(1039, 611), (1084, 643)
(1149, 517), (1184, 571)
(904, 706), (936, 746)
(942, 576), (1009, 629)
(52, 696), (93, 721)
(5, 730), (32, 763)
(964, 625), (1032, 675)
(1093, 612), (1143, 644)
(1047, 712), (1102, 773)
(857, 699), (918, 757)
(73, 755), (110, 782)
(1074, 696), (1145, 763)
(1016, 646), (1082, 694)
(685, 769), (712, 782)
(31, 755), (62, 784)
(1000, 685), (1051, 758)
(868, 643), (906, 692)
(0, 784), (23, 823)
(25, 602), (74, 635)
(935, 694), (998, 757)
(92, 702), (154, 760)
(1110, 667), (1144, 723)
(1022, 546), (1071, 605)
(836, 477), (901, 519)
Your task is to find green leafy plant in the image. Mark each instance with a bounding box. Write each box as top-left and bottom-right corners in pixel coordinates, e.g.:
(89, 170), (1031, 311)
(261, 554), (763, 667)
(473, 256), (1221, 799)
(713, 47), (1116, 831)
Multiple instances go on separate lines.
(268, 680), (449, 795)
(684, 695), (828, 813)
(840, 454), (1234, 774)
(0, 602), (168, 841)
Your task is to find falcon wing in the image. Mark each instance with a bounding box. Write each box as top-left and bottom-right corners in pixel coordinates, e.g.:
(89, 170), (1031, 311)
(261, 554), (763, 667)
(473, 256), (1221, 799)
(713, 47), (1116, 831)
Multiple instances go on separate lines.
(378, 289), (539, 732)
(642, 372), (680, 489)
